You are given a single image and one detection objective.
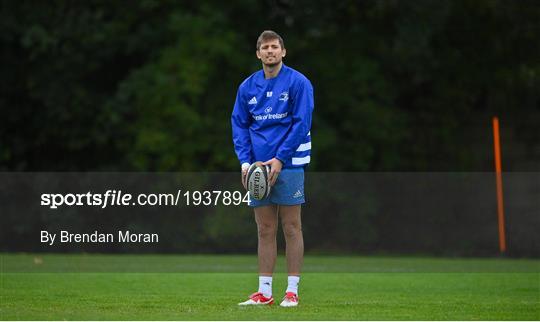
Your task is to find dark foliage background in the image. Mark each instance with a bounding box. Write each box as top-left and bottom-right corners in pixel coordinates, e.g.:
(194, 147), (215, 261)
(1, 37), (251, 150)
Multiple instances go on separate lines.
(2, 0), (539, 171)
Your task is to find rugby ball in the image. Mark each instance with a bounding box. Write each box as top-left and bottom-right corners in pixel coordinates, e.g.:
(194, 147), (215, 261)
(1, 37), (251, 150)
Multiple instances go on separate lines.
(245, 162), (271, 200)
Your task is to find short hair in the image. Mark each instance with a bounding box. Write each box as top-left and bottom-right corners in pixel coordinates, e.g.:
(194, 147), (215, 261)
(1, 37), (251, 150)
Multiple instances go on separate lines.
(256, 30), (285, 50)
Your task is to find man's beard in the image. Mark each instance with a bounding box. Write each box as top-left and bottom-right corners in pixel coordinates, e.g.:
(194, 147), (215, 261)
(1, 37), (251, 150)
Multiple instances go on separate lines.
(264, 59), (281, 67)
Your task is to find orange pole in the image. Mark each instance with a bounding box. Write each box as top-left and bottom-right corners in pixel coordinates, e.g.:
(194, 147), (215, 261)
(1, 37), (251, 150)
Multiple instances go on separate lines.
(492, 116), (507, 253)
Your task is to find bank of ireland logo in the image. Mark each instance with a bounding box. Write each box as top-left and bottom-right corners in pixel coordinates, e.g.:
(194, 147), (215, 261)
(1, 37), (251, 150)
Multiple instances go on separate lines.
(264, 106), (272, 113)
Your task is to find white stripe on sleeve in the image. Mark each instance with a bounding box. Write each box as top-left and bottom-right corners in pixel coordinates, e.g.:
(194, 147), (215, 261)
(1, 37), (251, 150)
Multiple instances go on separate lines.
(296, 142), (311, 152)
(292, 156), (311, 165)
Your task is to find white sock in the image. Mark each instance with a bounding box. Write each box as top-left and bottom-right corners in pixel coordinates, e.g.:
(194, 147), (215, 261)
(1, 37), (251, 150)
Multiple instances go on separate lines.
(286, 275), (300, 295)
(258, 276), (272, 298)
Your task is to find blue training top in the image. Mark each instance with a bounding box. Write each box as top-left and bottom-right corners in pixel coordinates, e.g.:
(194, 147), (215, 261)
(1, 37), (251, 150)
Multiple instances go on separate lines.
(231, 64), (314, 168)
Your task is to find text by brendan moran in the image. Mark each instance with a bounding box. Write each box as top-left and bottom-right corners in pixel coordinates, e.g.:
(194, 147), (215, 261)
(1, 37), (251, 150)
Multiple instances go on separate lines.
(41, 230), (159, 246)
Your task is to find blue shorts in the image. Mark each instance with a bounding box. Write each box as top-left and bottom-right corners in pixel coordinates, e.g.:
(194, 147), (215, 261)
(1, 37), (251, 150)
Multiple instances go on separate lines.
(249, 167), (305, 207)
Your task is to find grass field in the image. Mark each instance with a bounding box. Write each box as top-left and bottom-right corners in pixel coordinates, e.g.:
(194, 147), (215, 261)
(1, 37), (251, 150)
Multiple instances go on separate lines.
(1, 254), (539, 320)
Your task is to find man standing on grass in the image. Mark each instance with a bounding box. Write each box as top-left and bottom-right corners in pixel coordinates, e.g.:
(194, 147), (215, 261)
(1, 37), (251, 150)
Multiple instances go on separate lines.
(231, 30), (314, 307)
